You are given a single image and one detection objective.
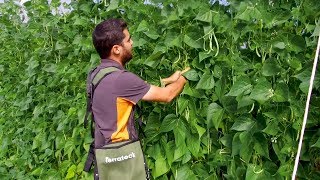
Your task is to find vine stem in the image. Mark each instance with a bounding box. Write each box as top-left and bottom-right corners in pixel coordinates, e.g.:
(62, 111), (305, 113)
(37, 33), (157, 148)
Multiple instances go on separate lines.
(292, 31), (320, 180)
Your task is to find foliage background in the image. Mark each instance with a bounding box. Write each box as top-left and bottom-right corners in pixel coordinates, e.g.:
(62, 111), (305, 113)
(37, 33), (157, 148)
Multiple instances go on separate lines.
(0, 0), (320, 179)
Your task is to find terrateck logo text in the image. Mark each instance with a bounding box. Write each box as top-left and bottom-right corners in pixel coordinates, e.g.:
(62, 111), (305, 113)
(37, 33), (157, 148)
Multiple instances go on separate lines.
(105, 152), (135, 163)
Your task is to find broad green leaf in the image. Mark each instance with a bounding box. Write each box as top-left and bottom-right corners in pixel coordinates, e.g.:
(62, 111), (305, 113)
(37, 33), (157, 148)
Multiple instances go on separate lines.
(272, 82), (289, 102)
(143, 29), (159, 40)
(177, 96), (189, 114)
(186, 133), (200, 157)
(262, 120), (279, 136)
(231, 117), (255, 131)
(42, 63), (57, 73)
(55, 41), (66, 50)
(227, 77), (252, 96)
(107, 0), (119, 11)
(277, 163), (293, 177)
(164, 33), (182, 47)
(173, 123), (187, 147)
(288, 35), (306, 52)
(253, 133), (270, 159)
(182, 83), (206, 98)
(236, 95), (254, 109)
(249, 78), (274, 104)
(165, 141), (175, 167)
(196, 71), (215, 89)
(240, 141), (253, 163)
(239, 131), (252, 144)
(65, 164), (76, 179)
(220, 134), (232, 148)
(160, 114), (178, 132)
(273, 42), (285, 49)
(173, 141), (188, 162)
(184, 35), (202, 49)
(193, 123), (206, 139)
(90, 53), (100, 64)
(232, 132), (241, 156)
(199, 51), (212, 62)
(235, 3), (262, 21)
(132, 37), (147, 47)
(136, 20), (149, 32)
(262, 58), (281, 76)
(245, 164), (273, 180)
(311, 137), (320, 148)
(195, 11), (212, 23)
(153, 157), (170, 178)
(176, 165), (197, 180)
(207, 103), (224, 129)
(311, 24), (320, 37)
(183, 69), (199, 81)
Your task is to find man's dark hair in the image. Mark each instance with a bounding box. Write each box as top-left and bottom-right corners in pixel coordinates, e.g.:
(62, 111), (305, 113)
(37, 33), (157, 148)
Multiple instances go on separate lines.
(92, 18), (127, 59)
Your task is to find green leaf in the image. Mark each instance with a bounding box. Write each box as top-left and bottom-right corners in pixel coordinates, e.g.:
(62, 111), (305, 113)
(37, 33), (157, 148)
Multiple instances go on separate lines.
(207, 103), (224, 129)
(160, 114), (178, 132)
(196, 71), (215, 89)
(262, 58), (281, 76)
(107, 0), (119, 11)
(227, 77), (252, 96)
(231, 116), (255, 131)
(236, 95), (254, 109)
(42, 63), (57, 73)
(164, 141), (175, 167)
(153, 157), (170, 178)
(194, 123), (206, 139)
(182, 83), (206, 98)
(245, 164), (273, 180)
(232, 132), (241, 156)
(288, 35), (306, 52)
(311, 137), (320, 148)
(143, 29), (159, 40)
(65, 165), (76, 179)
(183, 69), (199, 81)
(273, 42), (285, 49)
(177, 96), (189, 114)
(195, 11), (212, 23)
(272, 82), (289, 102)
(220, 134), (232, 148)
(186, 133), (200, 157)
(311, 23), (320, 37)
(199, 51), (212, 62)
(263, 120), (279, 136)
(253, 133), (270, 159)
(184, 35), (202, 49)
(249, 78), (274, 104)
(136, 20), (148, 32)
(176, 165), (197, 180)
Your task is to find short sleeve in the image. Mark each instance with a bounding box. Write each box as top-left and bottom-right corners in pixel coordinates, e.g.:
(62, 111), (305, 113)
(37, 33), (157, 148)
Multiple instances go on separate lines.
(114, 71), (151, 104)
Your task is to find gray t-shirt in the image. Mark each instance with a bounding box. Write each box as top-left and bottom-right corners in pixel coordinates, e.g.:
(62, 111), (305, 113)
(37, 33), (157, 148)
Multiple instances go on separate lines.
(92, 59), (150, 147)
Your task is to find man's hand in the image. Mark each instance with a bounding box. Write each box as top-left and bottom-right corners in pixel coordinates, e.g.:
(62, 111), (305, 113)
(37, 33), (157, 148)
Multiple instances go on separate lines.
(161, 71), (181, 86)
(161, 67), (190, 86)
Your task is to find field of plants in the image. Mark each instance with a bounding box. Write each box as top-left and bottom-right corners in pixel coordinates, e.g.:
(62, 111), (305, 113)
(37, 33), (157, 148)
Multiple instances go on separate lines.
(1, 0), (320, 179)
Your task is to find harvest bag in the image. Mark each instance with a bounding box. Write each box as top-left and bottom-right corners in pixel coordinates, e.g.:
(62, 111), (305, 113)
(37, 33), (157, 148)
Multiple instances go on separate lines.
(95, 140), (146, 180)
(83, 66), (148, 180)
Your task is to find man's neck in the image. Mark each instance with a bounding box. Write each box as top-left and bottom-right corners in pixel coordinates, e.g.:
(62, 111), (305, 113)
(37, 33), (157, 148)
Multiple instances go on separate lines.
(106, 56), (124, 66)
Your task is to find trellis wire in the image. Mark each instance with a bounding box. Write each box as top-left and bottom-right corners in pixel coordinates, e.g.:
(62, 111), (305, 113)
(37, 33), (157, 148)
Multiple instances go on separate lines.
(292, 31), (320, 180)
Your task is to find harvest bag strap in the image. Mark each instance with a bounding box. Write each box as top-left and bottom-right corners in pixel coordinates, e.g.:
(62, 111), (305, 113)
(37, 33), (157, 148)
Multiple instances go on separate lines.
(83, 66), (120, 172)
(83, 66), (120, 129)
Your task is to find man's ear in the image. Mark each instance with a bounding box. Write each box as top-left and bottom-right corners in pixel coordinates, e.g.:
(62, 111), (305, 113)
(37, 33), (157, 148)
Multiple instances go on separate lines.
(111, 45), (121, 55)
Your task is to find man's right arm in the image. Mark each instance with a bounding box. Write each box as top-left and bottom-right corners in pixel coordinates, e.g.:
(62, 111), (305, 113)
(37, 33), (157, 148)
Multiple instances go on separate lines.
(142, 75), (187, 103)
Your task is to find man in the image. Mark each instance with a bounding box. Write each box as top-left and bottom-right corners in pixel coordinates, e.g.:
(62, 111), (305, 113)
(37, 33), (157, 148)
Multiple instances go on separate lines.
(89, 18), (188, 179)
